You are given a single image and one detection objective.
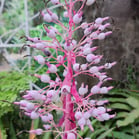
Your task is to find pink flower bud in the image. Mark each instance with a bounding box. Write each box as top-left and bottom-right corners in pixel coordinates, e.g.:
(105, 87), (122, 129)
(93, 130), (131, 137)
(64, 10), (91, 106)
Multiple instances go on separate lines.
(86, 119), (94, 131)
(47, 90), (55, 98)
(50, 27), (58, 33)
(81, 22), (88, 29)
(43, 14), (52, 22)
(47, 29), (56, 38)
(31, 111), (39, 119)
(55, 77), (60, 82)
(34, 55), (45, 65)
(47, 113), (53, 120)
(89, 66), (99, 74)
(48, 64), (57, 73)
(52, 13), (58, 21)
(99, 75), (107, 81)
(36, 43), (45, 49)
(83, 100), (88, 105)
(81, 64), (87, 70)
(83, 47), (91, 55)
(97, 107), (106, 114)
(57, 55), (64, 63)
(96, 100), (108, 105)
(89, 100), (96, 105)
(33, 37), (40, 43)
(95, 18), (103, 25)
(104, 62), (116, 69)
(75, 111), (82, 120)
(91, 108), (99, 117)
(100, 87), (108, 94)
(84, 28), (91, 36)
(78, 117), (86, 130)
(91, 85), (100, 94)
(86, 0), (95, 6)
(97, 115), (105, 121)
(40, 74), (50, 83)
(27, 90), (41, 100)
(61, 85), (71, 93)
(84, 112), (91, 119)
(73, 13), (82, 24)
(26, 103), (34, 110)
(72, 39), (77, 45)
(43, 124), (51, 130)
(73, 63), (80, 71)
(93, 57), (101, 64)
(63, 11), (68, 17)
(67, 133), (76, 139)
(101, 113), (110, 120)
(63, 69), (67, 77)
(90, 32), (98, 38)
(79, 87), (88, 95)
(64, 42), (73, 51)
(51, 0), (59, 5)
(20, 100), (28, 106)
(35, 129), (43, 135)
(41, 116), (49, 123)
(86, 54), (96, 62)
(98, 25), (105, 31)
(98, 33), (105, 40)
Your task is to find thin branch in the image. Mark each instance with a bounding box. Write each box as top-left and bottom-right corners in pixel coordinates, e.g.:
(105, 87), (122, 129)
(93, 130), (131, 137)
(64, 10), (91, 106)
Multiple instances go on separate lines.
(0, 0), (5, 15)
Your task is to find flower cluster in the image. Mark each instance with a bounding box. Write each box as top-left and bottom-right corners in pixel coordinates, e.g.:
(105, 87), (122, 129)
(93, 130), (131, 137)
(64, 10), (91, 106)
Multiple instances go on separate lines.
(15, 0), (116, 138)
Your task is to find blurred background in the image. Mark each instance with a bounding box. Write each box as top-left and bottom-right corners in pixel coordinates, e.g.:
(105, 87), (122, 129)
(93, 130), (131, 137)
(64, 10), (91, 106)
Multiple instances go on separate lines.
(0, 0), (139, 139)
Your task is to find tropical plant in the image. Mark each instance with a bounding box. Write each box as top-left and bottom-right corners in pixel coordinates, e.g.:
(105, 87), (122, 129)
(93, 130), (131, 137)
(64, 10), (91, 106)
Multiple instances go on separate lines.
(14, 0), (117, 139)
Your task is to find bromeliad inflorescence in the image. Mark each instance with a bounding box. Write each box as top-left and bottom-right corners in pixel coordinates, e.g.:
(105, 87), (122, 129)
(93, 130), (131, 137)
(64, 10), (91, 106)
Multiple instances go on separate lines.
(15, 0), (116, 138)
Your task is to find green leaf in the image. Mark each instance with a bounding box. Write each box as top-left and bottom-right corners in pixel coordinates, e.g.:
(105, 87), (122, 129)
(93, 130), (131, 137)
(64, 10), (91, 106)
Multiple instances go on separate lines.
(109, 103), (132, 111)
(97, 127), (115, 139)
(126, 97), (139, 108)
(116, 112), (128, 118)
(117, 109), (139, 127)
(0, 119), (7, 139)
(9, 120), (17, 139)
(90, 128), (105, 139)
(108, 98), (126, 103)
(107, 131), (134, 139)
(43, 132), (51, 139)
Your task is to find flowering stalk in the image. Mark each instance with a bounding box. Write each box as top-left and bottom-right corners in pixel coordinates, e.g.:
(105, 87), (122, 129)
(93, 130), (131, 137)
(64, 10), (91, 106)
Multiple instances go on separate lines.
(15, 0), (116, 138)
